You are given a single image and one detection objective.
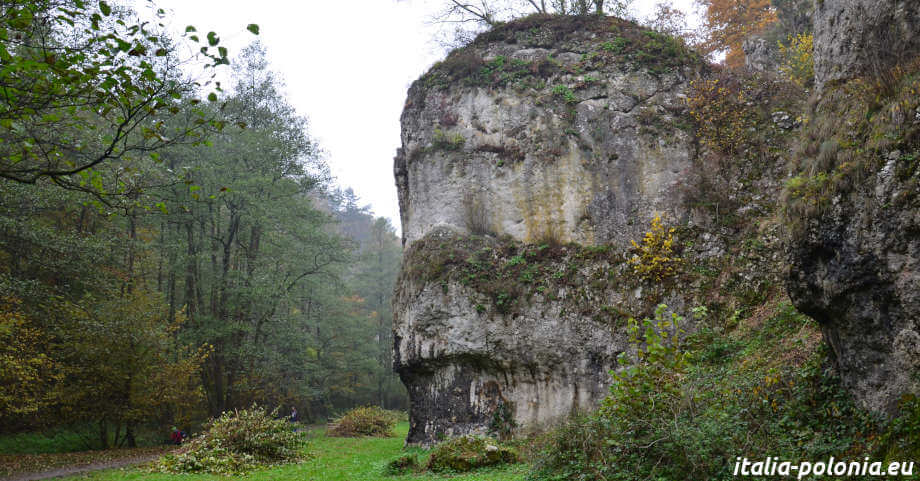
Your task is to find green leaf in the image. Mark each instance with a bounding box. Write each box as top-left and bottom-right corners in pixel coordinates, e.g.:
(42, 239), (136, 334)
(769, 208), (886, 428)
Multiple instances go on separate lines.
(185, 25), (196, 33)
(246, 24), (260, 35)
(99, 1), (111, 16)
(10, 8), (34, 29)
(207, 32), (219, 46)
(207, 92), (217, 102)
(218, 46), (227, 58)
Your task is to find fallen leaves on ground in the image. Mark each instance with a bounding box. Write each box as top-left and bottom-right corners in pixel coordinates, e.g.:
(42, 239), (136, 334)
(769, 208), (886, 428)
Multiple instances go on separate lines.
(0, 446), (174, 477)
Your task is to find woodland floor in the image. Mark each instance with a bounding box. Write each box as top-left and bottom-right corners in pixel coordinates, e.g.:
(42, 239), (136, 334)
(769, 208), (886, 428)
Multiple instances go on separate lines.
(2, 423), (525, 481)
(0, 448), (171, 481)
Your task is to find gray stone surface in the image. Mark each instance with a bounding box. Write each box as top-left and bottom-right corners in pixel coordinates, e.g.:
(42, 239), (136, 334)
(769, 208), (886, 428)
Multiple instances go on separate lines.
(743, 36), (777, 73)
(813, 0), (920, 90)
(785, 0), (920, 414)
(392, 17), (708, 446)
(395, 21), (703, 250)
(392, 15), (804, 446)
(786, 175), (920, 413)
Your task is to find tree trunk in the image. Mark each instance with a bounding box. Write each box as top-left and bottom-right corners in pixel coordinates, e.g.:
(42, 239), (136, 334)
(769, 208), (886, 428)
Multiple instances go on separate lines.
(125, 425), (137, 448)
(99, 419), (109, 449)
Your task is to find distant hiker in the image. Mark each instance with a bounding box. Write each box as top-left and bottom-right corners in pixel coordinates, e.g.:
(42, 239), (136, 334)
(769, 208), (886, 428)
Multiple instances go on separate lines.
(290, 406), (298, 423)
(170, 426), (182, 445)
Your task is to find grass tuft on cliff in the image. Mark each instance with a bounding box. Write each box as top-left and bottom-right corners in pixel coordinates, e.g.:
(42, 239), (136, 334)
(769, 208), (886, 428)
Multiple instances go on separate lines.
(784, 57), (920, 231)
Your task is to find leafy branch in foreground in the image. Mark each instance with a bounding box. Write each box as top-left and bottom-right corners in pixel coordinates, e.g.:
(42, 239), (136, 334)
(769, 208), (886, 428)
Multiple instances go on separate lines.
(0, 0), (258, 190)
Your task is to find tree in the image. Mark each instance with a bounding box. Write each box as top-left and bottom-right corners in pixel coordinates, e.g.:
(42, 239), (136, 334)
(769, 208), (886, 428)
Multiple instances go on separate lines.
(697, 0), (776, 68)
(0, 19), (408, 440)
(149, 43), (347, 417)
(57, 289), (206, 448)
(646, 1), (698, 44)
(0, 297), (62, 425)
(0, 0), (256, 191)
(430, 0), (632, 47)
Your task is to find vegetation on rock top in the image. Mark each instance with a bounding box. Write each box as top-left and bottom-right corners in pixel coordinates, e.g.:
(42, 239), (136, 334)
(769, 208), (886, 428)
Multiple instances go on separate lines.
(784, 59), (920, 228)
(419, 14), (703, 92)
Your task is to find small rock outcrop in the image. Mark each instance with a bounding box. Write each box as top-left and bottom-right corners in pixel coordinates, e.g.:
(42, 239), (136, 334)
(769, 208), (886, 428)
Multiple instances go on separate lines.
(742, 36), (777, 73)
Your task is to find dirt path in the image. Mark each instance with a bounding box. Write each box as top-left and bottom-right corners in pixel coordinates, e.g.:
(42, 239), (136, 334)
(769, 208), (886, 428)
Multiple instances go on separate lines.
(2, 453), (161, 481)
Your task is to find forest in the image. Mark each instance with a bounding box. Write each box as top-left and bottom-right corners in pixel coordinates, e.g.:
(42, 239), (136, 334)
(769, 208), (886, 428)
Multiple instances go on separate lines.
(0, 0), (404, 450)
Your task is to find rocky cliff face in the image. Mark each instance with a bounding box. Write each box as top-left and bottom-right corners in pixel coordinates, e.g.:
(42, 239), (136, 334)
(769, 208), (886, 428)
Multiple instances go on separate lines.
(813, 0), (920, 90)
(392, 15), (793, 446)
(785, 0), (920, 413)
(394, 16), (704, 249)
(392, 16), (708, 445)
(787, 164), (920, 413)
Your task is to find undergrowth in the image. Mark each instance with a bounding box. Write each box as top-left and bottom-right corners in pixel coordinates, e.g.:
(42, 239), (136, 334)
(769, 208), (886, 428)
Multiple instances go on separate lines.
(401, 229), (638, 321)
(784, 58), (920, 230)
(420, 15), (701, 92)
(427, 435), (519, 473)
(527, 301), (902, 481)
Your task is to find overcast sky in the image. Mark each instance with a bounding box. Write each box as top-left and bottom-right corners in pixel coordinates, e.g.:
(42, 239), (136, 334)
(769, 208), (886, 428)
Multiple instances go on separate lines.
(144, 0), (699, 232)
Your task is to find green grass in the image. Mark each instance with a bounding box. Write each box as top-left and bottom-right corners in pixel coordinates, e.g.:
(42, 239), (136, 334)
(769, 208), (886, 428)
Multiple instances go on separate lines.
(0, 425), (106, 454)
(0, 425), (164, 454)
(60, 423), (526, 481)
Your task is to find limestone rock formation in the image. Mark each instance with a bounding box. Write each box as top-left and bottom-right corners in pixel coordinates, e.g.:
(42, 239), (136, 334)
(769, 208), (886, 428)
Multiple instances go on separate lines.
(786, 0), (920, 413)
(813, 0), (920, 90)
(787, 166), (920, 413)
(742, 36), (777, 73)
(391, 16), (758, 446)
(394, 16), (704, 249)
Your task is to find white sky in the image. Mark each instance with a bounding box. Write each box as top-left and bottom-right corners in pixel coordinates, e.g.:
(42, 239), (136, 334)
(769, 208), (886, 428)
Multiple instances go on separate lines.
(143, 0), (698, 232)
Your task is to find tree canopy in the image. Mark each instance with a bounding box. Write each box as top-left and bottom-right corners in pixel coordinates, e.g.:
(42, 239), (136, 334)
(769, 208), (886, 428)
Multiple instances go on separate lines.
(0, 1), (405, 447)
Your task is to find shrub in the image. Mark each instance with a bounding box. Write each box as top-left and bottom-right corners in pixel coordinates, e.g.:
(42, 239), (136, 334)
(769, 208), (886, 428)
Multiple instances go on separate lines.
(602, 304), (698, 419)
(431, 128), (465, 151)
(327, 406), (399, 437)
(528, 303), (893, 481)
(384, 453), (420, 475)
(151, 406), (306, 475)
(488, 401), (517, 441)
(551, 84), (577, 104)
(629, 215), (681, 282)
(778, 32), (814, 88)
(427, 435), (519, 473)
(687, 76), (761, 156)
(529, 305), (701, 480)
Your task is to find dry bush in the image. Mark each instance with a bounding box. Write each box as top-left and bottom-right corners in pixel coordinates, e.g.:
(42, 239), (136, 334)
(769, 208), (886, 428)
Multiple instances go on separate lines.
(326, 406), (399, 438)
